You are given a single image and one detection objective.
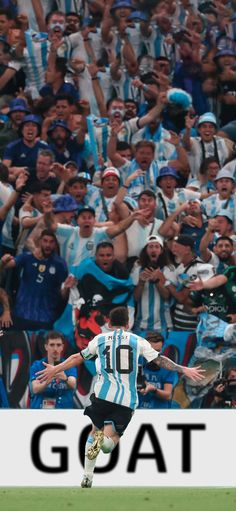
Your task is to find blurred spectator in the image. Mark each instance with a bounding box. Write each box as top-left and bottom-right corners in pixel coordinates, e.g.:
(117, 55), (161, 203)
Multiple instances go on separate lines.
(1, 229), (68, 330)
(29, 330), (77, 409)
(131, 235), (173, 338)
(138, 332), (177, 409)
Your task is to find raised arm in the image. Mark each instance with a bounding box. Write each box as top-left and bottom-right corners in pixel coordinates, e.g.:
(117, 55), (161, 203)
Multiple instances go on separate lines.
(31, 0), (47, 32)
(107, 121), (127, 168)
(199, 220), (216, 262)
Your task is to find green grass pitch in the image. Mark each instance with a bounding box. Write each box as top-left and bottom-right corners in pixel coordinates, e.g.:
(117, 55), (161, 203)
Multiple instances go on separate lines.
(0, 488), (236, 511)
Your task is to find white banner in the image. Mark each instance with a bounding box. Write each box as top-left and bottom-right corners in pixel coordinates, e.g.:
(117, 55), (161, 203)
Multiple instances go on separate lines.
(0, 410), (235, 487)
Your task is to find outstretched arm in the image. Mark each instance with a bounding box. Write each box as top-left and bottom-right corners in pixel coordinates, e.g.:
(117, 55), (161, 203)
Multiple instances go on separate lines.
(155, 354), (205, 381)
(36, 353), (84, 384)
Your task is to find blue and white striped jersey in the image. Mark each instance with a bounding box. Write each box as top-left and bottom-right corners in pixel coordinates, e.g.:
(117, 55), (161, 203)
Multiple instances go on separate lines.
(131, 263), (173, 333)
(55, 0), (83, 14)
(81, 329), (158, 409)
(202, 193), (235, 221)
(55, 224), (110, 269)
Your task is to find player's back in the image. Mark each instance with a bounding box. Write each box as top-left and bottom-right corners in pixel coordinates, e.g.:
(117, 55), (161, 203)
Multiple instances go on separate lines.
(93, 329), (146, 410)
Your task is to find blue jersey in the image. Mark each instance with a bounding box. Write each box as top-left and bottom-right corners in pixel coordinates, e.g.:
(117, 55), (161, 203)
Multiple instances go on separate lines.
(30, 358), (77, 409)
(81, 330), (158, 410)
(4, 139), (48, 168)
(39, 82), (79, 100)
(48, 139), (83, 168)
(138, 364), (176, 409)
(14, 252), (68, 324)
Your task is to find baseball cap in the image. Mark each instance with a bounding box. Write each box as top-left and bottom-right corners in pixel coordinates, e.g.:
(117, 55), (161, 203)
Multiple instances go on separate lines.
(77, 205), (95, 216)
(20, 114), (42, 128)
(64, 160), (78, 169)
(110, 0), (135, 12)
(173, 235), (195, 250)
(20, 114), (42, 135)
(146, 235), (164, 248)
(8, 98), (30, 115)
(156, 166), (179, 185)
(47, 119), (71, 136)
(53, 194), (78, 213)
(77, 171), (92, 183)
(127, 10), (149, 22)
(198, 112), (217, 126)
(214, 210), (233, 222)
(214, 49), (236, 61)
(101, 167), (120, 181)
(214, 169), (235, 181)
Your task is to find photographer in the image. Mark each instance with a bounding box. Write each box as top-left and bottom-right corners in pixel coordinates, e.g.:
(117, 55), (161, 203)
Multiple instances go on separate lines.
(211, 367), (236, 408)
(137, 332), (177, 409)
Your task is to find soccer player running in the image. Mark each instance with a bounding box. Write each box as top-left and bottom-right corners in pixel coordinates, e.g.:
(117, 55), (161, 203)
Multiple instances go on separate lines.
(36, 306), (205, 488)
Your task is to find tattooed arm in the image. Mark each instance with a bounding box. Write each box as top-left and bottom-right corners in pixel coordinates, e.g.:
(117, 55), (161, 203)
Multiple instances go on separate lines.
(155, 354), (205, 382)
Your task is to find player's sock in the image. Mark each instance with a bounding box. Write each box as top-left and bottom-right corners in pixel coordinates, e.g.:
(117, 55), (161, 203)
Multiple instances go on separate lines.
(84, 436), (96, 477)
(101, 436), (115, 454)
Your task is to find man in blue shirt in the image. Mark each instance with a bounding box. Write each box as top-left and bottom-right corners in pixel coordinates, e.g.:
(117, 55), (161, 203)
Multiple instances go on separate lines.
(30, 330), (77, 409)
(47, 119), (85, 169)
(1, 229), (68, 330)
(138, 332), (177, 409)
(39, 57), (79, 100)
(3, 115), (48, 179)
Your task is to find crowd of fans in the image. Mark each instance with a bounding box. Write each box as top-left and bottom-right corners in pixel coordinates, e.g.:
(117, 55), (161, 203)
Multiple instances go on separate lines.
(0, 0), (236, 409)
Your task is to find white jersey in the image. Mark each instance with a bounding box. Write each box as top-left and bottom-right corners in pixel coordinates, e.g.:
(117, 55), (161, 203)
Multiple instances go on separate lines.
(131, 263), (173, 332)
(187, 136), (230, 179)
(55, 224), (110, 269)
(0, 182), (14, 249)
(156, 188), (201, 220)
(81, 329), (158, 409)
(126, 218), (163, 258)
(55, 0), (83, 14)
(17, 0), (54, 31)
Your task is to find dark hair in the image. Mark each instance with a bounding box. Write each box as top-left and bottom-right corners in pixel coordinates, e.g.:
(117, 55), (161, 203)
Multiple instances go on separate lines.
(125, 98), (138, 108)
(0, 162), (9, 183)
(66, 11), (80, 19)
(117, 141), (132, 152)
(215, 236), (233, 246)
(40, 229), (57, 242)
(28, 182), (51, 194)
(34, 96), (56, 117)
(45, 330), (65, 344)
(96, 241), (114, 253)
(146, 331), (164, 343)
(106, 97), (124, 110)
(135, 140), (155, 153)
(67, 176), (87, 187)
(109, 306), (129, 327)
(0, 8), (13, 20)
(138, 244), (170, 269)
(46, 10), (65, 25)
(199, 156), (219, 175)
(138, 189), (156, 201)
(140, 72), (158, 86)
(55, 93), (74, 106)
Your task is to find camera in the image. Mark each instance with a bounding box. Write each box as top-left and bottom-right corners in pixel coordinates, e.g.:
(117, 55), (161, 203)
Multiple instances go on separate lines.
(213, 377), (236, 407)
(172, 27), (189, 44)
(137, 365), (146, 391)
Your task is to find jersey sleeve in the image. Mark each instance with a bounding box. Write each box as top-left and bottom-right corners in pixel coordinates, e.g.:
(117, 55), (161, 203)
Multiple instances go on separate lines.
(139, 338), (159, 363)
(80, 336), (99, 359)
